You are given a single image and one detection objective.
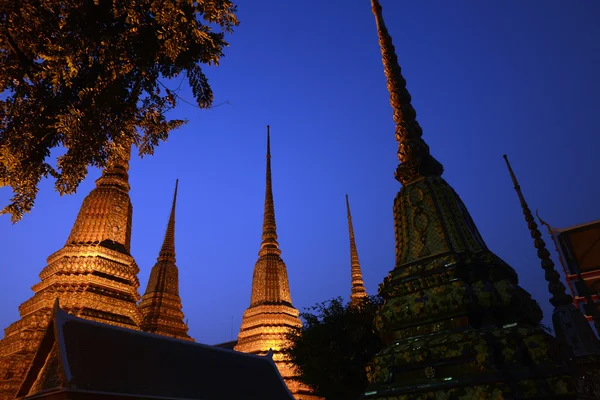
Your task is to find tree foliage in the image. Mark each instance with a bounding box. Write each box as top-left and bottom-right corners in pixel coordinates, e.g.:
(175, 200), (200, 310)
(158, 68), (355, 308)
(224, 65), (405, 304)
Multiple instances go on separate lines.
(285, 296), (384, 400)
(0, 0), (238, 222)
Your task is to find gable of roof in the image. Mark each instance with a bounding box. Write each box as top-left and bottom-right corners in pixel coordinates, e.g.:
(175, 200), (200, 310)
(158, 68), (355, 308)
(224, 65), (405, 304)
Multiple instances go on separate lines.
(213, 340), (238, 350)
(18, 301), (294, 400)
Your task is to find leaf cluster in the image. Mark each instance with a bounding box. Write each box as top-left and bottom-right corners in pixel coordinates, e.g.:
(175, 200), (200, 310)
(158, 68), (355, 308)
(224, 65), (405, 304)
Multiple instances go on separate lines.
(285, 296), (384, 400)
(0, 0), (238, 221)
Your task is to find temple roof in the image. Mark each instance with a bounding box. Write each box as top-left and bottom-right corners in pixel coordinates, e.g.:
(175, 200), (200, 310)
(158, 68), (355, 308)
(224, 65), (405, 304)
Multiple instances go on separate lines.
(17, 302), (294, 400)
(552, 219), (600, 234)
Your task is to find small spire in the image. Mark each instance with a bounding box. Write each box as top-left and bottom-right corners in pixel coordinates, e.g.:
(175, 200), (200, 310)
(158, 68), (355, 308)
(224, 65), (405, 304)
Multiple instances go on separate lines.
(261, 125), (279, 252)
(503, 155), (572, 307)
(139, 178), (191, 341)
(504, 154), (599, 356)
(158, 179), (178, 261)
(346, 194), (368, 305)
(370, 0), (443, 184)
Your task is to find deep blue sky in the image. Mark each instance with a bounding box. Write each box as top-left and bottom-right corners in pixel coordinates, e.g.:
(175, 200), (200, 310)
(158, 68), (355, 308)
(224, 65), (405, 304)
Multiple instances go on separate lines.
(1, 1), (599, 345)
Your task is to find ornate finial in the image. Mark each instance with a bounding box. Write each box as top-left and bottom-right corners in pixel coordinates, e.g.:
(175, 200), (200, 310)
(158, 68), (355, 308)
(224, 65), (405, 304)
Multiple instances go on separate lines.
(94, 141), (132, 192)
(503, 154), (572, 307)
(370, 0), (443, 184)
(261, 125), (279, 253)
(66, 141), (134, 250)
(267, 125), (271, 158)
(346, 194), (368, 305)
(51, 297), (61, 315)
(158, 179), (178, 261)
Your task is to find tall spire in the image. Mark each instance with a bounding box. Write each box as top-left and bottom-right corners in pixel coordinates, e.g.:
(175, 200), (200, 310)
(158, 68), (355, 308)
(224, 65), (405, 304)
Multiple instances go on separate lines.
(503, 155), (572, 306)
(363, 1), (578, 398)
(261, 125), (279, 253)
(158, 179), (178, 261)
(139, 180), (191, 341)
(370, 0), (443, 185)
(346, 194), (368, 305)
(236, 126), (313, 398)
(503, 154), (599, 356)
(246, 126), (289, 306)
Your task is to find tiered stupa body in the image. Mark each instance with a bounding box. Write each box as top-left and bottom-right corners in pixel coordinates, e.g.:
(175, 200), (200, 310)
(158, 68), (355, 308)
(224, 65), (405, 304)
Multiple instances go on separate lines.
(346, 195), (368, 305)
(139, 180), (192, 341)
(235, 127), (315, 399)
(363, 1), (576, 398)
(0, 147), (143, 400)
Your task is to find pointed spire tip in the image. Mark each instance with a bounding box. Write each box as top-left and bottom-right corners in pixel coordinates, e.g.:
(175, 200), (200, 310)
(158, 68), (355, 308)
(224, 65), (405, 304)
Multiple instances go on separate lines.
(266, 125), (271, 158)
(158, 180), (178, 261)
(261, 124), (278, 251)
(370, 0), (443, 183)
(52, 297), (60, 311)
(503, 154), (520, 189)
(504, 156), (572, 308)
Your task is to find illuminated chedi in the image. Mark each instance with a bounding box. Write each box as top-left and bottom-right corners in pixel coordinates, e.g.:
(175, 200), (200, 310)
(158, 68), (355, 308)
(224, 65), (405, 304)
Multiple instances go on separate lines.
(345, 194), (368, 305)
(364, 0), (576, 398)
(234, 127), (314, 399)
(0, 146), (143, 400)
(139, 179), (192, 341)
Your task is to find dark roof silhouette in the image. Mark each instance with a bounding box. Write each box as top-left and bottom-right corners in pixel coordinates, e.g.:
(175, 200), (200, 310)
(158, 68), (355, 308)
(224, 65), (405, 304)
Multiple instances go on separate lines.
(213, 340), (238, 350)
(18, 301), (294, 400)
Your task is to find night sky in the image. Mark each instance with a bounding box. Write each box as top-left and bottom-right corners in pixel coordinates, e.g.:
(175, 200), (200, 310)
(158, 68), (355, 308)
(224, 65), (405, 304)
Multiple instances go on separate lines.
(1, 0), (599, 345)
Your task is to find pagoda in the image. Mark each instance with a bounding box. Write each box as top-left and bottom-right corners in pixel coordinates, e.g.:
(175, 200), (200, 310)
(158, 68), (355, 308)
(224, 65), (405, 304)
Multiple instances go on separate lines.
(345, 194), (368, 305)
(139, 180), (192, 341)
(363, 0), (576, 398)
(235, 127), (316, 399)
(0, 145), (143, 400)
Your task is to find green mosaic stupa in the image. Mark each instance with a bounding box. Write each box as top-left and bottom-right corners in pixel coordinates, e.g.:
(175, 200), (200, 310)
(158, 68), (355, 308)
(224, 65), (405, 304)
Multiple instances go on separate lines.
(363, 1), (577, 398)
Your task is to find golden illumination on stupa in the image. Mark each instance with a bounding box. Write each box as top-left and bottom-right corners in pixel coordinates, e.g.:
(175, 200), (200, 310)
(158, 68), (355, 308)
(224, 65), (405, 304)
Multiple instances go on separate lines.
(139, 179), (193, 341)
(234, 127), (319, 400)
(0, 145), (143, 400)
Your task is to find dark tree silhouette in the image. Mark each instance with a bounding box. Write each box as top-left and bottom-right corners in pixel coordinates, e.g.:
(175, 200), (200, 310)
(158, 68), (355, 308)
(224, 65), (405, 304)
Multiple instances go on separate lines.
(285, 296), (384, 400)
(0, 0), (238, 221)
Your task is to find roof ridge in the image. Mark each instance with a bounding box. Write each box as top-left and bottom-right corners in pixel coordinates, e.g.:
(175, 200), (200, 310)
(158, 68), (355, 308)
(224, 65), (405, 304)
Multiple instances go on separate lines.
(54, 307), (273, 362)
